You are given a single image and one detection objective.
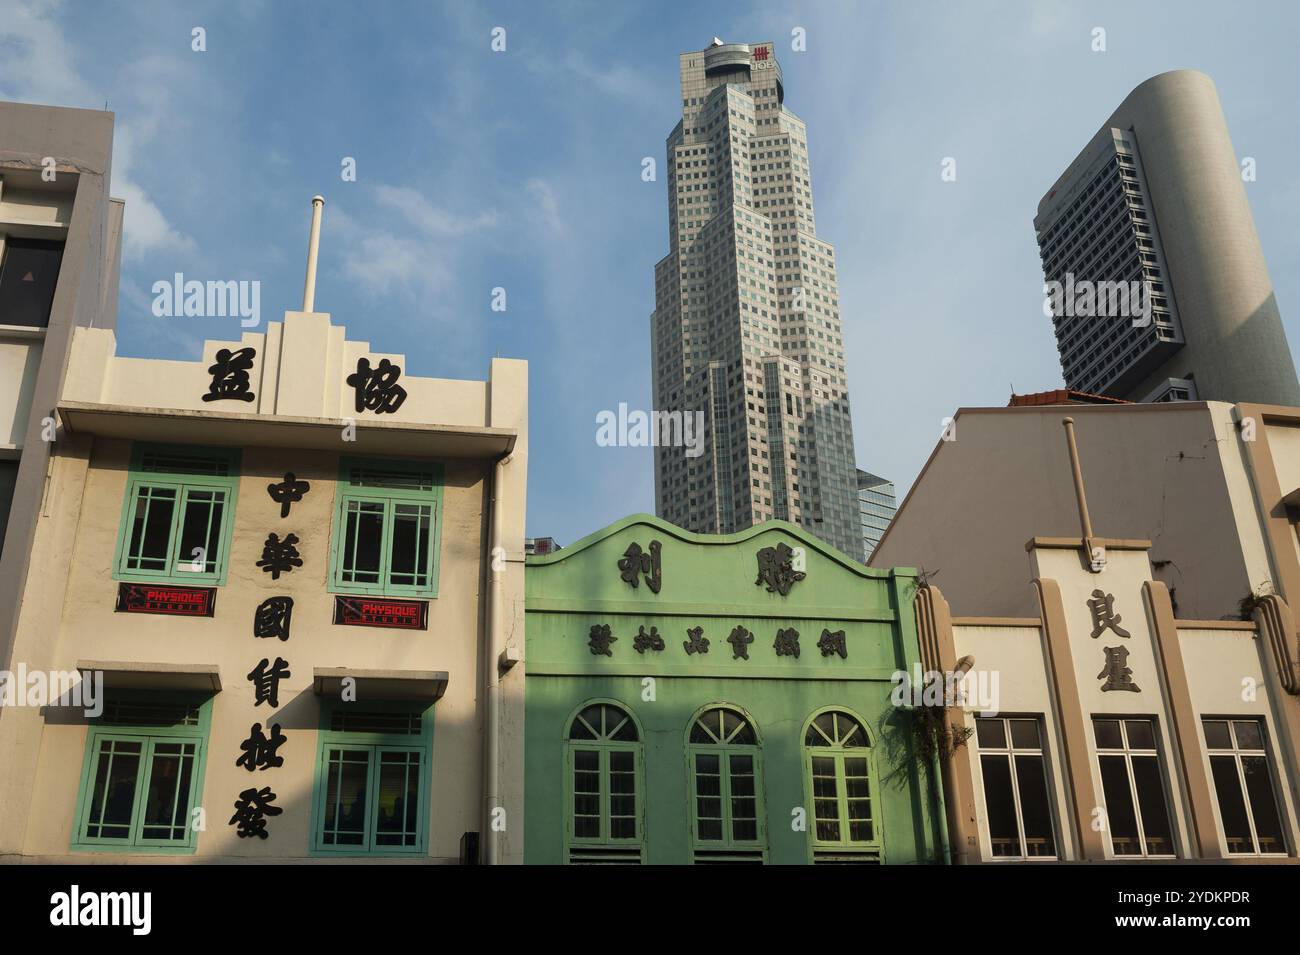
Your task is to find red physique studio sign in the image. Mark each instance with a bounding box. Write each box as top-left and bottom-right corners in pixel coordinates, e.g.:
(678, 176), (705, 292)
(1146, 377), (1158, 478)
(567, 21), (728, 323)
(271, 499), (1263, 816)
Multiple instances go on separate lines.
(115, 582), (217, 617)
(333, 595), (428, 631)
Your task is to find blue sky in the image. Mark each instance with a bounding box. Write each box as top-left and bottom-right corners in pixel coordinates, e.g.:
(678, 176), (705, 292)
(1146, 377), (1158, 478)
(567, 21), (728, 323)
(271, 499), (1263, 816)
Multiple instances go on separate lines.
(3, 0), (1299, 544)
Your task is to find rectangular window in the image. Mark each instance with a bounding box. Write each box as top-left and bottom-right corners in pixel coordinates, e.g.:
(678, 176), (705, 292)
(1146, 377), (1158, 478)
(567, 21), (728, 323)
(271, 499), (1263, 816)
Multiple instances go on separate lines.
(329, 459), (443, 597)
(72, 694), (210, 854)
(688, 749), (765, 863)
(568, 747), (642, 862)
(311, 702), (433, 856)
(975, 716), (1058, 859)
(113, 445), (240, 586)
(1203, 718), (1287, 856)
(0, 459), (17, 556)
(1093, 717), (1176, 858)
(0, 237), (65, 328)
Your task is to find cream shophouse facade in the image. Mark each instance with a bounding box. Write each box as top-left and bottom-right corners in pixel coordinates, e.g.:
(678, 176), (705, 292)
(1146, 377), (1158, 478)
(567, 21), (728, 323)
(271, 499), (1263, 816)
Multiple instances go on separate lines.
(0, 294), (528, 863)
(906, 418), (1300, 862)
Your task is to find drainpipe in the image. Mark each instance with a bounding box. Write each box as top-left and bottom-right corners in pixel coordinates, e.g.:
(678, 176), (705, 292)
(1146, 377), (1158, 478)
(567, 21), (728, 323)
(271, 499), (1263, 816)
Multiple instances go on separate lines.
(939, 655), (975, 864)
(483, 452), (511, 864)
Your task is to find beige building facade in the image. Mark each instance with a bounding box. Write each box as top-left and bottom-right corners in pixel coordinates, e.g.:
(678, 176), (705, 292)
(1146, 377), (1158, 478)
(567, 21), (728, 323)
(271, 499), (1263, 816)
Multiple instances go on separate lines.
(920, 541), (1300, 862)
(881, 402), (1300, 861)
(0, 287), (528, 863)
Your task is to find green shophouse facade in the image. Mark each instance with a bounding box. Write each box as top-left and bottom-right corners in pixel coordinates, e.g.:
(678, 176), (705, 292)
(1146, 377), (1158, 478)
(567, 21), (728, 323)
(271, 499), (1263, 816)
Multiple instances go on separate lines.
(524, 515), (947, 864)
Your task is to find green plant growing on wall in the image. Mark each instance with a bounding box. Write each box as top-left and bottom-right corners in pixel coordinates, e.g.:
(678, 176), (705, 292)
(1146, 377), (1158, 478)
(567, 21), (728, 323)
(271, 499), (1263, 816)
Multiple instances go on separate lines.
(1238, 580), (1276, 621)
(911, 703), (972, 764)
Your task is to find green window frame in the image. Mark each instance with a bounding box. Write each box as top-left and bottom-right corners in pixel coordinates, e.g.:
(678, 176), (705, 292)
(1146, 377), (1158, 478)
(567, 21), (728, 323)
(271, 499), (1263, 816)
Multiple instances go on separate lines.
(328, 458), (445, 598)
(112, 444), (241, 586)
(564, 701), (644, 864)
(686, 704), (766, 863)
(802, 708), (882, 863)
(71, 692), (212, 855)
(309, 699), (434, 856)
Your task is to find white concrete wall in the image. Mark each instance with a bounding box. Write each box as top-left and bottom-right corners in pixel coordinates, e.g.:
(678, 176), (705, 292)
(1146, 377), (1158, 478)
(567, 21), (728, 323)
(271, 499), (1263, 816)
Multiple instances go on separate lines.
(0, 338), (41, 449)
(953, 622), (1077, 860)
(1179, 627), (1300, 854)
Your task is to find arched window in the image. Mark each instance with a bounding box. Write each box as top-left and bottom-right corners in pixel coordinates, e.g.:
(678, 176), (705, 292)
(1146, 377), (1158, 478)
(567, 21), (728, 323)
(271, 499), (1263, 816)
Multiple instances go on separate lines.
(565, 702), (642, 863)
(804, 710), (880, 862)
(687, 706), (765, 863)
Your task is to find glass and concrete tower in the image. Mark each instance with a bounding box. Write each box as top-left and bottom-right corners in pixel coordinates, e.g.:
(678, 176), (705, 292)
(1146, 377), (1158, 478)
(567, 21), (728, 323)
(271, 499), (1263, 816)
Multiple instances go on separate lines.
(651, 39), (859, 557)
(856, 469), (896, 563)
(1034, 70), (1300, 405)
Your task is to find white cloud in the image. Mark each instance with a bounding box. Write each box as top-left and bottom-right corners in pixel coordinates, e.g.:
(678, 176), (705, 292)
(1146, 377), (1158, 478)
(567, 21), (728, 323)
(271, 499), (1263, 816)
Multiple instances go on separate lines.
(0, 0), (193, 259)
(372, 184), (498, 236)
(330, 200), (456, 302)
(111, 125), (196, 261)
(526, 178), (565, 234)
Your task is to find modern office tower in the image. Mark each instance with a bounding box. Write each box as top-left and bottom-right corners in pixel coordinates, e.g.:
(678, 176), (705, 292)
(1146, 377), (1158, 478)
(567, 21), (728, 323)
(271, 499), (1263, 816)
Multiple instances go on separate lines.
(856, 469), (896, 563)
(0, 101), (123, 659)
(651, 39), (859, 557)
(1034, 70), (1300, 405)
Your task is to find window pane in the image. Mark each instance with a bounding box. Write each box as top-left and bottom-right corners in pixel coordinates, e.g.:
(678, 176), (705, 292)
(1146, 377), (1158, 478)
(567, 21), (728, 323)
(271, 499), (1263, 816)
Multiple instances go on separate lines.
(1098, 754), (1140, 855)
(843, 756), (872, 842)
(729, 754), (758, 841)
(342, 501), (384, 583)
(1009, 719), (1041, 749)
(806, 711), (836, 745)
(1131, 755), (1174, 855)
(572, 748), (601, 837)
(127, 487), (176, 570)
(1202, 719), (1232, 749)
(1209, 754), (1253, 854)
(608, 709), (638, 742)
(1233, 720), (1264, 751)
(694, 753), (723, 840)
(374, 750), (421, 847)
(726, 712), (756, 744)
(140, 742), (195, 841)
(980, 754), (1021, 857)
(1014, 754), (1056, 857)
(85, 739), (142, 840)
(177, 490), (224, 574)
(811, 755), (839, 841)
(0, 238), (64, 328)
(1125, 720), (1156, 750)
(976, 718), (1006, 749)
(322, 748), (370, 845)
(389, 503), (431, 587)
(569, 713), (597, 741)
(609, 749), (637, 839)
(1093, 719), (1122, 749)
(1241, 755), (1285, 854)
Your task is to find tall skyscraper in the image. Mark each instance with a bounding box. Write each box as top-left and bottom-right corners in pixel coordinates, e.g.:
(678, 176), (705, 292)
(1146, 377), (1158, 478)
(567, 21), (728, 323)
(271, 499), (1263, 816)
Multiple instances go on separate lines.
(1034, 70), (1300, 405)
(856, 469), (896, 563)
(651, 39), (859, 557)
